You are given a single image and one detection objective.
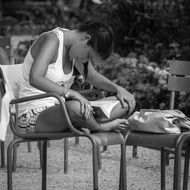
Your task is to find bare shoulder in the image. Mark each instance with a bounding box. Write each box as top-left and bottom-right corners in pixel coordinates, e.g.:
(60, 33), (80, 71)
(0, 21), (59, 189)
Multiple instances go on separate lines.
(40, 30), (59, 43)
(31, 30), (59, 58)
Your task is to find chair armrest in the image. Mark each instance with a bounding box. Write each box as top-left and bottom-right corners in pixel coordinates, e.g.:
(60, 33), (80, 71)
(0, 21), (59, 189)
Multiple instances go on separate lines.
(10, 92), (62, 105)
(9, 92), (84, 136)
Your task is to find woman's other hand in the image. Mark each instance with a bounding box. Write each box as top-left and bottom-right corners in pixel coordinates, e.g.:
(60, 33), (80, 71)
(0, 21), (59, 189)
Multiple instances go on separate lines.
(68, 89), (92, 119)
(116, 86), (136, 115)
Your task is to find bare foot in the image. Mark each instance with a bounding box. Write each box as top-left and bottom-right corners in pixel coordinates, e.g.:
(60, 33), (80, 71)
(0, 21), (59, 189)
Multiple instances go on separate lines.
(100, 119), (129, 132)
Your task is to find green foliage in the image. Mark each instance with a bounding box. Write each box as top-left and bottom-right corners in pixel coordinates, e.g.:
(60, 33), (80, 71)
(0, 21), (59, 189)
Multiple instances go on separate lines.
(88, 0), (190, 62)
(2, 0), (190, 63)
(97, 53), (170, 110)
(96, 52), (189, 115)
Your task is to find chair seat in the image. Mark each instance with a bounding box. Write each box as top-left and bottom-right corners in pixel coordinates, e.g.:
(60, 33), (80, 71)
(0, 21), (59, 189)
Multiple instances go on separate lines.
(18, 132), (76, 140)
(18, 131), (124, 146)
(126, 132), (181, 148)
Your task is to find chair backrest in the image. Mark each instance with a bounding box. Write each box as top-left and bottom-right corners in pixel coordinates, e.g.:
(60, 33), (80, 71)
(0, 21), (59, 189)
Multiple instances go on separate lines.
(0, 36), (13, 64)
(0, 64), (22, 141)
(0, 64), (22, 116)
(0, 64), (22, 98)
(168, 60), (190, 109)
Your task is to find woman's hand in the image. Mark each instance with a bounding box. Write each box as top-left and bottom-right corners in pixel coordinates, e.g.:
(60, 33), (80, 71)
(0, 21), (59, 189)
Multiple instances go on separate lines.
(116, 86), (136, 115)
(63, 76), (75, 89)
(68, 89), (93, 119)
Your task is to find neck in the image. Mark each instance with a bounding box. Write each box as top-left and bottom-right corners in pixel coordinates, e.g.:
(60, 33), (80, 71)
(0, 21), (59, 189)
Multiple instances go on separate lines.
(63, 29), (79, 51)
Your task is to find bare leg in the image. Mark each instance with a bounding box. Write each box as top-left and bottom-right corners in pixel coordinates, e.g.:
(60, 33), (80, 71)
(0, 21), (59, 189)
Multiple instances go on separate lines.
(35, 104), (69, 133)
(35, 97), (130, 133)
(92, 96), (130, 123)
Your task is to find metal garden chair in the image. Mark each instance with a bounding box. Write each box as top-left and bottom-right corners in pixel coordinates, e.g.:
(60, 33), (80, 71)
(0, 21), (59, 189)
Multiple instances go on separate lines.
(0, 64), (127, 190)
(0, 36), (32, 171)
(0, 36), (12, 168)
(125, 60), (190, 190)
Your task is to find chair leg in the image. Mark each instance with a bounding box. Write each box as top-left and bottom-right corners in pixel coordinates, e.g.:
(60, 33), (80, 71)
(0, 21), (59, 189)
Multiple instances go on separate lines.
(7, 139), (24, 190)
(11, 138), (34, 172)
(42, 140), (47, 190)
(119, 143), (127, 190)
(132, 146), (138, 158)
(97, 146), (102, 171)
(64, 138), (69, 174)
(98, 146), (108, 171)
(1, 141), (5, 168)
(12, 143), (17, 172)
(161, 148), (166, 190)
(27, 142), (32, 153)
(89, 138), (99, 190)
(165, 152), (170, 166)
(12, 135), (19, 172)
(173, 144), (183, 190)
(102, 146), (107, 152)
(87, 134), (126, 190)
(47, 140), (51, 147)
(7, 142), (14, 190)
(74, 137), (80, 145)
(119, 155), (122, 190)
(37, 141), (43, 169)
(183, 144), (190, 190)
(120, 130), (131, 190)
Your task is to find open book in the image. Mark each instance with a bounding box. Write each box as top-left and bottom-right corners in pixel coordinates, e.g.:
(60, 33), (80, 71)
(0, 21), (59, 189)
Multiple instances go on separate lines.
(90, 100), (120, 118)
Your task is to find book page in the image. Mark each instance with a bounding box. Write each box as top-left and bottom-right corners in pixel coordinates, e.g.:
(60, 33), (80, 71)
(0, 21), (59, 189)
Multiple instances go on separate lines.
(90, 100), (119, 118)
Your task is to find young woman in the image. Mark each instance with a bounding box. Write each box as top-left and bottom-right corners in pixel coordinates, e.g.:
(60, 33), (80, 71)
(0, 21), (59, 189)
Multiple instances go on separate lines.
(18, 21), (136, 133)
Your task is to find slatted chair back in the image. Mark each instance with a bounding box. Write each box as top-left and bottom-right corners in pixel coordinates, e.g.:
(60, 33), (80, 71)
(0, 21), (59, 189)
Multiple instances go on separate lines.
(0, 64), (22, 169)
(0, 64), (22, 139)
(168, 60), (190, 109)
(0, 37), (12, 167)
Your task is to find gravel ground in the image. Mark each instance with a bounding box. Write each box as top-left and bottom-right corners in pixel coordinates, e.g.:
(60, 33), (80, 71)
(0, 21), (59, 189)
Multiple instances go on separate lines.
(0, 131), (189, 190)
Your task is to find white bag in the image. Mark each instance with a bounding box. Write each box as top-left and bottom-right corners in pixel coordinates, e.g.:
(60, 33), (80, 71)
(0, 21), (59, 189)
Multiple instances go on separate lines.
(128, 109), (190, 134)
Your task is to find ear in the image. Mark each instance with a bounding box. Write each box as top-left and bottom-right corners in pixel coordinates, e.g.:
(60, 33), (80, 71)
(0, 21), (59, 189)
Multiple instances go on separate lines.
(81, 34), (91, 42)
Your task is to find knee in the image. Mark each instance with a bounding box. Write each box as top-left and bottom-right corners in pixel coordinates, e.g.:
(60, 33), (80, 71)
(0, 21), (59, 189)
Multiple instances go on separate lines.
(110, 102), (130, 120)
(66, 100), (87, 128)
(66, 100), (84, 119)
(121, 103), (131, 116)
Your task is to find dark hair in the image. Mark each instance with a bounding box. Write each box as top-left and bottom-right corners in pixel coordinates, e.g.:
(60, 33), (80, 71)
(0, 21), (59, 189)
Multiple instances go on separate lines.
(78, 21), (114, 60)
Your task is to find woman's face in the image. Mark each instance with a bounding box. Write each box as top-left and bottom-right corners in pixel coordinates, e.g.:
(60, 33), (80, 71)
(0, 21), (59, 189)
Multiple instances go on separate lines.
(69, 35), (101, 65)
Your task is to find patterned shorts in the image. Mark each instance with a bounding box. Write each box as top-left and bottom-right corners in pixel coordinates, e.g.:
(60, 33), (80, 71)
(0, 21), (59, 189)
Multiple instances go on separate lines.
(17, 106), (48, 134)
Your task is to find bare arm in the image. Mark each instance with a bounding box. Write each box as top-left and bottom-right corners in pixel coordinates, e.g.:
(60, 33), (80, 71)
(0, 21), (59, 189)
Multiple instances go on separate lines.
(29, 33), (92, 118)
(29, 33), (66, 96)
(87, 62), (119, 92)
(75, 60), (136, 114)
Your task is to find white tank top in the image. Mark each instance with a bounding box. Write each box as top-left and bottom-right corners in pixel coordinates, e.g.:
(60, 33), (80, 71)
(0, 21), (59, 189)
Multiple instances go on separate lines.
(18, 27), (74, 116)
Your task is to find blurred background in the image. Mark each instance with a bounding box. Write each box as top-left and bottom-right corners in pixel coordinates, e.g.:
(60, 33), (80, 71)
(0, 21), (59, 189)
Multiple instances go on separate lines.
(0, 0), (190, 114)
